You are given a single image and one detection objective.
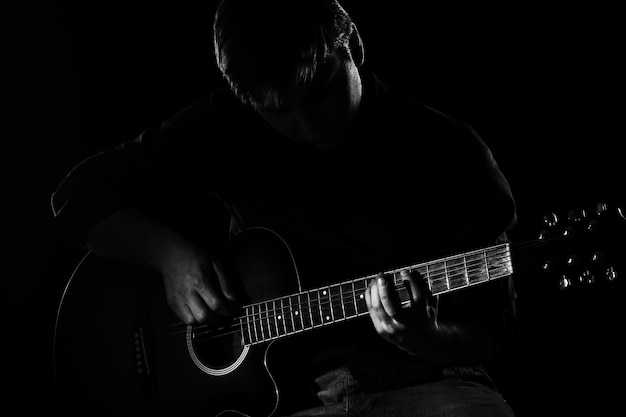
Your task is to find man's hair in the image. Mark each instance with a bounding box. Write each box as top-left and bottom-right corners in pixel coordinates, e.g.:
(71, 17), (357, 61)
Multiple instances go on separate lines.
(213, 0), (354, 109)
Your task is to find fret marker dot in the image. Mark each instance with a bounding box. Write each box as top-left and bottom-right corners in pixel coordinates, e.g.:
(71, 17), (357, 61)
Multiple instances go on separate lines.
(325, 315), (330, 321)
(359, 294), (364, 299)
(295, 311), (299, 315)
(322, 290), (327, 295)
(278, 315), (282, 320)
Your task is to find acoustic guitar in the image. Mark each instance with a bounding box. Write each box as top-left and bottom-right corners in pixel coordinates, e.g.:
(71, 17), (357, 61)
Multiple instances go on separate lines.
(53, 203), (623, 416)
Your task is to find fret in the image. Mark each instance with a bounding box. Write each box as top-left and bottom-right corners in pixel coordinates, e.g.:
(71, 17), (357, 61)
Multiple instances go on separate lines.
(462, 255), (470, 285)
(263, 302), (277, 340)
(466, 251), (488, 284)
(243, 305), (254, 345)
(445, 257), (467, 290)
(274, 299), (286, 336)
(423, 264), (432, 292)
(486, 246), (512, 278)
(319, 287), (333, 324)
(239, 315), (249, 346)
(253, 304), (266, 342)
(483, 250), (491, 281)
(301, 292), (313, 329)
(429, 261), (449, 295)
(250, 304), (258, 342)
(331, 284), (344, 321)
(353, 278), (368, 314)
(341, 283), (356, 317)
(309, 290), (322, 327)
(290, 294), (303, 332)
(283, 297), (295, 335)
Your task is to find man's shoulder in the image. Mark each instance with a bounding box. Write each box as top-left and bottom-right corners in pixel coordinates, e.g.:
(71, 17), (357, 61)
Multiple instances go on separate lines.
(160, 87), (238, 128)
(366, 69), (473, 138)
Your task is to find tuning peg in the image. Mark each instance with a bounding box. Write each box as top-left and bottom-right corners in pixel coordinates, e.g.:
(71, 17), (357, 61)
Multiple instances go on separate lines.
(538, 229), (554, 240)
(558, 274), (572, 291)
(542, 260), (556, 272)
(595, 203), (609, 216)
(605, 266), (617, 282)
(563, 226), (577, 237)
(618, 206), (625, 221)
(567, 208), (587, 223)
(543, 212), (559, 228)
(587, 219), (601, 233)
(587, 203), (610, 232)
(591, 251), (606, 264)
(579, 269), (594, 285)
(566, 254), (580, 267)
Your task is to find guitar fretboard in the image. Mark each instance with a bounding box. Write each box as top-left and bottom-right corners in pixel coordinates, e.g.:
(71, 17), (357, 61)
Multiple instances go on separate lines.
(239, 243), (512, 346)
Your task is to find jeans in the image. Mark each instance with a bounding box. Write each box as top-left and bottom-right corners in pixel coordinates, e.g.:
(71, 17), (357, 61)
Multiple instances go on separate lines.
(287, 367), (515, 417)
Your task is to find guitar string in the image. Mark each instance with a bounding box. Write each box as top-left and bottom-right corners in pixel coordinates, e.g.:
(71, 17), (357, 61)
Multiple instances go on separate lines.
(187, 250), (512, 335)
(161, 235), (583, 346)
(170, 252), (514, 343)
(163, 232), (577, 336)
(175, 264), (525, 346)
(163, 245), (513, 334)
(173, 250), (513, 339)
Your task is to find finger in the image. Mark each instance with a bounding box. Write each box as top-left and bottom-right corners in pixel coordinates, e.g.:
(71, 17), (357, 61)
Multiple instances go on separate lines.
(195, 267), (238, 318)
(187, 292), (221, 324)
(213, 259), (240, 303)
(401, 269), (438, 322)
(171, 299), (196, 325)
(368, 274), (389, 319)
(369, 275), (382, 313)
(365, 278), (373, 311)
(377, 273), (400, 320)
(195, 282), (235, 318)
(400, 269), (426, 304)
(366, 277), (383, 316)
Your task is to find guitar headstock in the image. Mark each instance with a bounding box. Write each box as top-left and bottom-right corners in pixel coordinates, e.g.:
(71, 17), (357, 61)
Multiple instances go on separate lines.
(531, 203), (624, 292)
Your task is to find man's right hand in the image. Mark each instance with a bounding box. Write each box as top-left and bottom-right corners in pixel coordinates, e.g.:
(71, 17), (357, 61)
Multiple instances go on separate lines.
(160, 246), (241, 325)
(85, 208), (241, 326)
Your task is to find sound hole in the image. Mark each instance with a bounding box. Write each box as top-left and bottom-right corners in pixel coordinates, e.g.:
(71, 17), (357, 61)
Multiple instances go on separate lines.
(187, 321), (249, 374)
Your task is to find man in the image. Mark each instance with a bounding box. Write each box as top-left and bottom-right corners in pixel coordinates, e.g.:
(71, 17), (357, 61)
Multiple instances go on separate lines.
(52, 0), (518, 415)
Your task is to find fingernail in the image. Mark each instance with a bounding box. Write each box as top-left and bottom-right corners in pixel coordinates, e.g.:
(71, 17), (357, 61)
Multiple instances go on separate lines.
(378, 274), (386, 286)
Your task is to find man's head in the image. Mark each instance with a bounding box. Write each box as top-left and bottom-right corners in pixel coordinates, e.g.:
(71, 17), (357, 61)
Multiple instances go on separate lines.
(213, 0), (365, 149)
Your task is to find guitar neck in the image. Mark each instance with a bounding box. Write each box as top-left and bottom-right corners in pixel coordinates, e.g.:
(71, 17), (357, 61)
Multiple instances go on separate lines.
(238, 243), (512, 346)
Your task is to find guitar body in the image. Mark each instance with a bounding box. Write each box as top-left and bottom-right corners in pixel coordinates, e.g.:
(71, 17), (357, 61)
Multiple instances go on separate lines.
(54, 228), (312, 417)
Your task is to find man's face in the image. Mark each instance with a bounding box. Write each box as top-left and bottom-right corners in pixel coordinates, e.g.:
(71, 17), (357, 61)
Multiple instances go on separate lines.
(257, 50), (363, 150)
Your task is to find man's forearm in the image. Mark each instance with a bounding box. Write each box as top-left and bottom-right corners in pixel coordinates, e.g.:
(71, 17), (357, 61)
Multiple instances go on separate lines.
(85, 207), (195, 273)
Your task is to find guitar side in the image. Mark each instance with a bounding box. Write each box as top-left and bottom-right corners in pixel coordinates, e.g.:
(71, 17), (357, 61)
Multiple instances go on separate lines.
(53, 228), (304, 417)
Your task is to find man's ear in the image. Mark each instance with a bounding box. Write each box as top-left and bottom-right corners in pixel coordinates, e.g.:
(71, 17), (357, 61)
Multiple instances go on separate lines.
(348, 24), (365, 67)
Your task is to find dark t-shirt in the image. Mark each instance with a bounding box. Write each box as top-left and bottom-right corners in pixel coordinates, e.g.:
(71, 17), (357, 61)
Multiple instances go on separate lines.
(52, 67), (517, 392)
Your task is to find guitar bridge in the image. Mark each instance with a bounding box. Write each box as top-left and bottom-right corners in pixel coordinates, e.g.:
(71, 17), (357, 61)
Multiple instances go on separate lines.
(133, 326), (151, 376)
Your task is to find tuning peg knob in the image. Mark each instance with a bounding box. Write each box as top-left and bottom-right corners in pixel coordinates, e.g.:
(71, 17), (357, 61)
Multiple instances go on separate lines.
(587, 220), (601, 233)
(567, 208), (587, 223)
(579, 269), (594, 285)
(605, 266), (617, 282)
(591, 251), (606, 264)
(595, 203), (609, 216)
(558, 274), (572, 291)
(563, 227), (575, 237)
(538, 229), (554, 240)
(566, 254), (580, 267)
(543, 212), (559, 228)
(542, 260), (557, 272)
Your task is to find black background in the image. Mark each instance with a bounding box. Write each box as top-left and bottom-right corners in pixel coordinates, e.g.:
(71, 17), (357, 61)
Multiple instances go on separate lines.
(3, 1), (624, 415)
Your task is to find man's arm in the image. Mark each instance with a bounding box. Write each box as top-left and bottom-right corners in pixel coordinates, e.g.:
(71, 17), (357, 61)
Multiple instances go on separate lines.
(85, 207), (239, 324)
